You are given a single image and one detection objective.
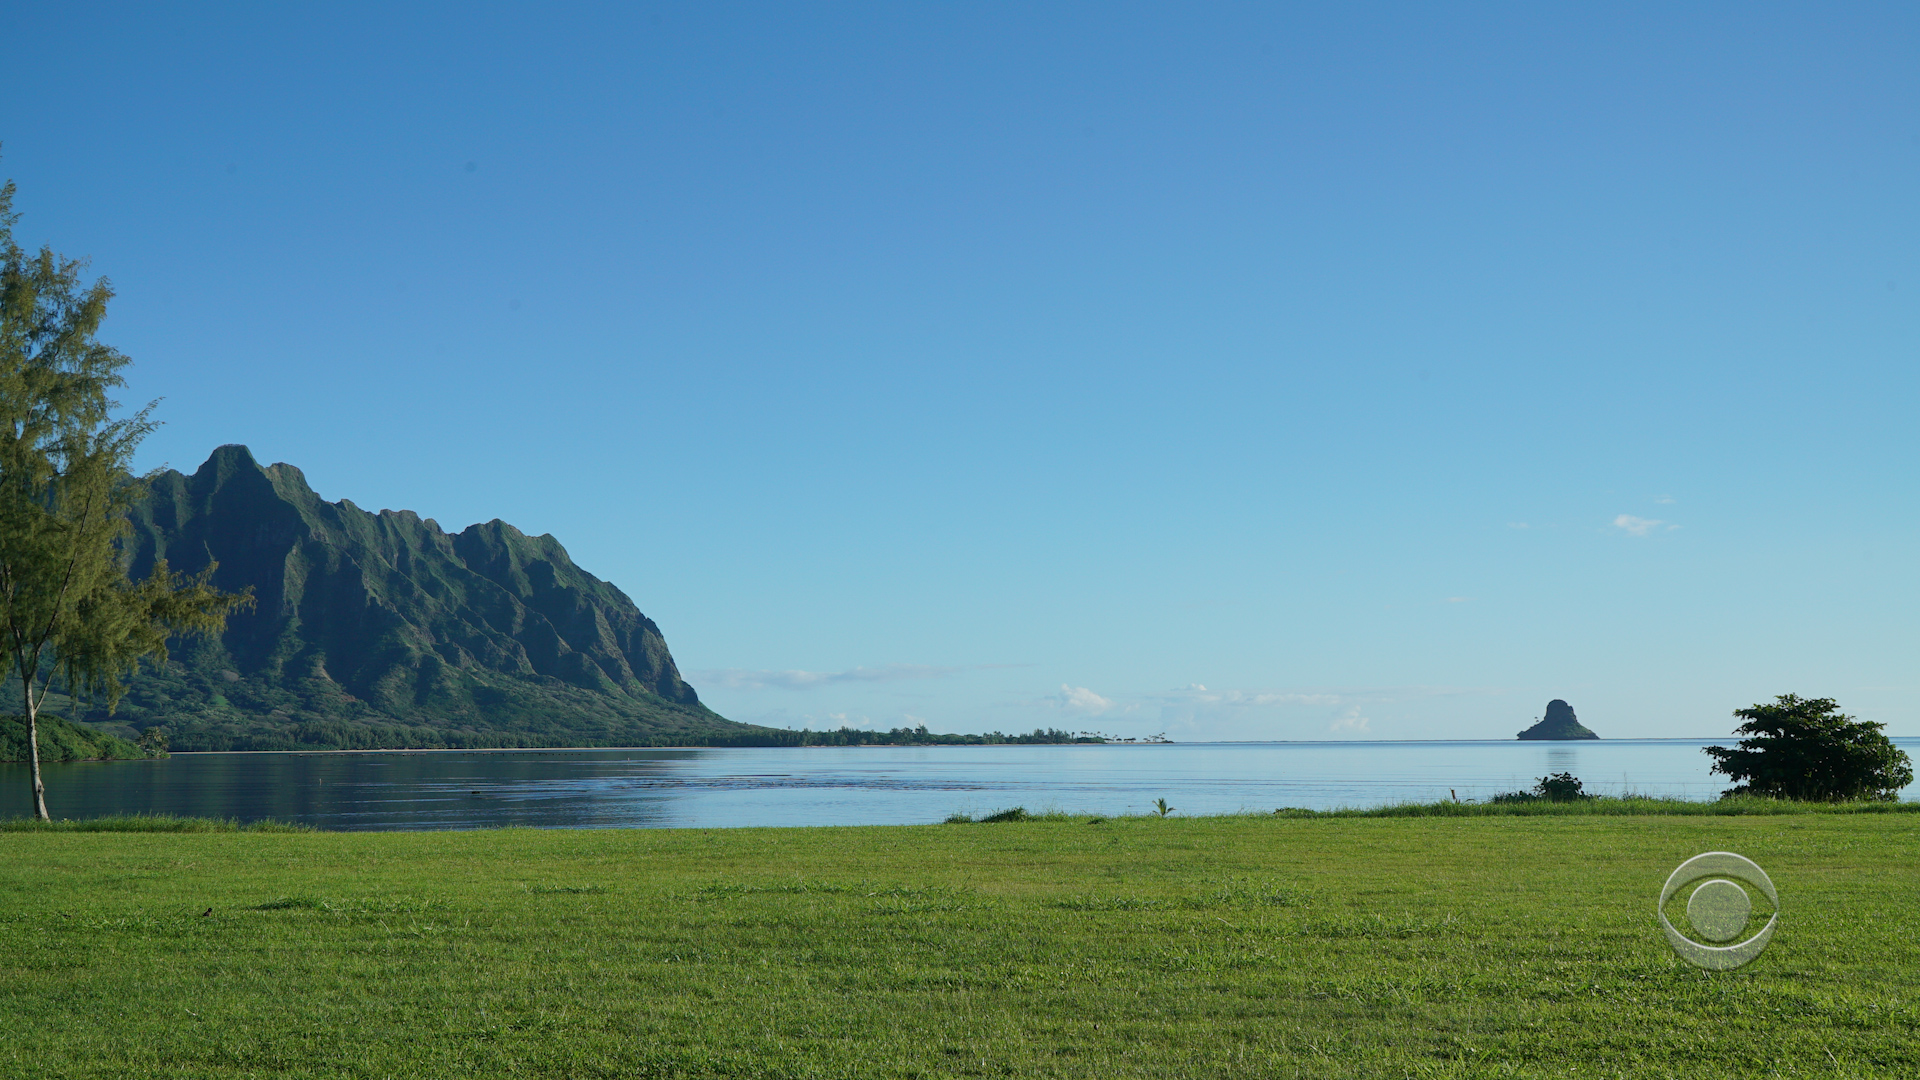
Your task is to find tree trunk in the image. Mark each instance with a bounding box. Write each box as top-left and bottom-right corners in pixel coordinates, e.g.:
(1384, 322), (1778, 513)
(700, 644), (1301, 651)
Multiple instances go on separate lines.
(22, 675), (48, 822)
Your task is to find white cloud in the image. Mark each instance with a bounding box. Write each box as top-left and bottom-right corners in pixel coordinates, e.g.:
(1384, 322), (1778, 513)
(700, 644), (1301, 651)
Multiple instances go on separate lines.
(1329, 708), (1371, 734)
(1613, 514), (1662, 537)
(1654, 495), (1676, 504)
(805, 711), (878, 729)
(1157, 685), (1342, 708)
(1055, 685), (1117, 716)
(1446, 597), (1470, 603)
(1006, 682), (1513, 740)
(1506, 522), (1529, 529)
(692, 664), (963, 691)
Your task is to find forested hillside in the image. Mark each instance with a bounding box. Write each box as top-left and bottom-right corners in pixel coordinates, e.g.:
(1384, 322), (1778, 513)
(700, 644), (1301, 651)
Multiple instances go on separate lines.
(80, 445), (759, 751)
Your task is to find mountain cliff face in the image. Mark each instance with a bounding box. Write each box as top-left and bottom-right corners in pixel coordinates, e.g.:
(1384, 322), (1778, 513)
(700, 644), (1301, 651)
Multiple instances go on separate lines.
(92, 445), (750, 751)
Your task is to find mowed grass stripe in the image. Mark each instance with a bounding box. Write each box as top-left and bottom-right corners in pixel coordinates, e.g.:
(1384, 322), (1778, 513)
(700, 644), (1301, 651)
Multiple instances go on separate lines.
(0, 814), (1915, 1078)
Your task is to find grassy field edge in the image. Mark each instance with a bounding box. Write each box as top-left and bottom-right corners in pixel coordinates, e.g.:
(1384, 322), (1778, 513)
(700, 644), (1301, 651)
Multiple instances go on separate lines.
(1, 810), (1916, 1077)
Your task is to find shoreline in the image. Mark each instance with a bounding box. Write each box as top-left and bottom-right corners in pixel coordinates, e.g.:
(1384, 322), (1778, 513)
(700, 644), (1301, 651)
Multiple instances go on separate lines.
(158, 735), (1765, 754)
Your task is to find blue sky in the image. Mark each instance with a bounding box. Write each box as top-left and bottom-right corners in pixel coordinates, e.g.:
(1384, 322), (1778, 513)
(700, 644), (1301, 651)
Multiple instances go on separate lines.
(2, 3), (1915, 740)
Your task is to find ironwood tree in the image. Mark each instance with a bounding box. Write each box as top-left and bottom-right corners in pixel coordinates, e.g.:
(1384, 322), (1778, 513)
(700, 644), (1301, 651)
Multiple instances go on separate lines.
(1705, 694), (1913, 802)
(0, 165), (248, 819)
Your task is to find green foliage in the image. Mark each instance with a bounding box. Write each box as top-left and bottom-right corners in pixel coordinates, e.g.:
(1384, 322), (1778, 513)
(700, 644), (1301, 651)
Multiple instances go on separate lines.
(134, 725), (167, 757)
(976, 806), (1029, 823)
(100, 654), (737, 752)
(0, 712), (143, 762)
(1705, 693), (1914, 801)
(0, 165), (247, 816)
(0, 816), (1917, 1076)
(0, 190), (241, 703)
(1152, 796), (1175, 817)
(1490, 771), (1594, 804)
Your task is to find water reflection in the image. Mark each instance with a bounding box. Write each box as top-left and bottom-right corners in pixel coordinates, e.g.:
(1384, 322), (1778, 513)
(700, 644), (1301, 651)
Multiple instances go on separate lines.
(2, 740), (1911, 830)
(1544, 746), (1580, 777)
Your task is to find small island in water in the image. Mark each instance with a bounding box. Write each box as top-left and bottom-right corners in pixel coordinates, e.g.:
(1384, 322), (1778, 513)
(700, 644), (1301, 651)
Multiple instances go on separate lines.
(1516, 699), (1599, 740)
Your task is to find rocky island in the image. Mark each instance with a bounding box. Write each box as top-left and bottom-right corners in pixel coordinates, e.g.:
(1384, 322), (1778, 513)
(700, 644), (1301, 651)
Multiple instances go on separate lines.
(1516, 699), (1599, 740)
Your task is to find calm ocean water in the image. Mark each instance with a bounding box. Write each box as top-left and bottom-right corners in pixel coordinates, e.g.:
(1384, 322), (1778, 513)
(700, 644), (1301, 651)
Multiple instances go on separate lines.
(6, 738), (1917, 830)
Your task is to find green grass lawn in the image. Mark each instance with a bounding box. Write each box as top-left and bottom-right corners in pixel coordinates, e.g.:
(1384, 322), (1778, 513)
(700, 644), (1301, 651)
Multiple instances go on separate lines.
(2, 811), (1916, 1078)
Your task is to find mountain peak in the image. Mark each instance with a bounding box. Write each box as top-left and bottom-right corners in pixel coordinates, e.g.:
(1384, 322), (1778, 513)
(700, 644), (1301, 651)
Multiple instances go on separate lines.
(201, 442), (259, 468)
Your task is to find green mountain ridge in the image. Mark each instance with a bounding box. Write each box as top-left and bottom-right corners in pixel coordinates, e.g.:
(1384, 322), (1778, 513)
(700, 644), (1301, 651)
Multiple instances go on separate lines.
(80, 445), (759, 751)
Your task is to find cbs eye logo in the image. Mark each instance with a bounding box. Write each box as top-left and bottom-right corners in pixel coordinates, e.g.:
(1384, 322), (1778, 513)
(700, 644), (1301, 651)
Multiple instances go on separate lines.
(1658, 852), (1779, 970)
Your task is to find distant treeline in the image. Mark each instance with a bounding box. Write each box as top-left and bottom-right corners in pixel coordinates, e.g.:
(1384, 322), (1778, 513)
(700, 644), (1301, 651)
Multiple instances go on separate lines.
(30, 719), (1116, 755)
(697, 726), (1107, 747)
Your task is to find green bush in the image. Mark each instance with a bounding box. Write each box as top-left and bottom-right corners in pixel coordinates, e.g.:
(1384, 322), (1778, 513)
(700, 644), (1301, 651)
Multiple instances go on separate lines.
(1705, 694), (1914, 801)
(1491, 772), (1592, 804)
